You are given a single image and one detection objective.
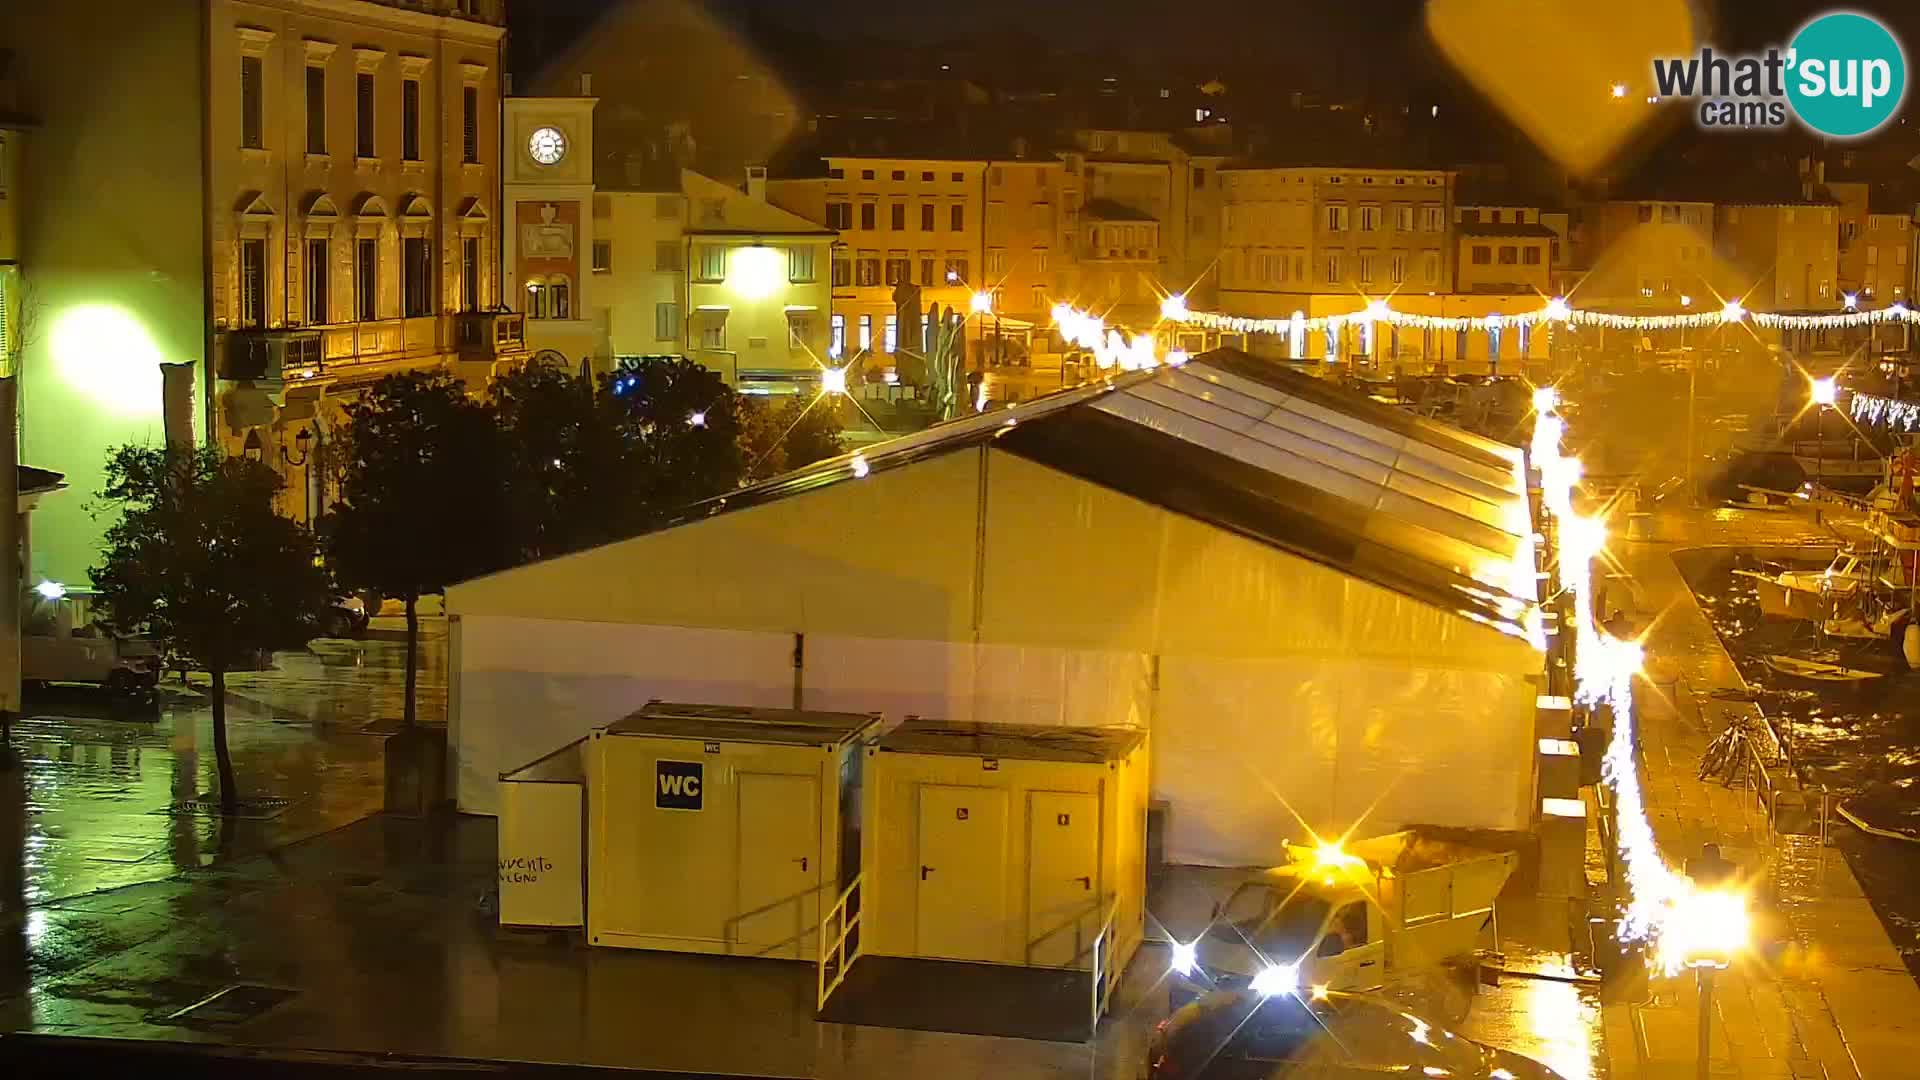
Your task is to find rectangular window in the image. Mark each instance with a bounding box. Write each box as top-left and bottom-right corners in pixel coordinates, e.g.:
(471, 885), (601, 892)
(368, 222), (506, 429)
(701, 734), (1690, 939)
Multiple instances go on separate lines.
(826, 202), (852, 230)
(463, 86), (479, 163)
(306, 66), (327, 155)
(1868, 247), (1880, 266)
(893, 169), (907, 181)
(884, 313), (898, 352)
(1422, 250), (1440, 284)
(1324, 204), (1349, 231)
(860, 203), (876, 230)
(356, 73), (376, 158)
(1358, 205), (1381, 231)
(1192, 166), (1206, 189)
(1498, 246), (1517, 265)
(885, 254), (909, 285)
(858, 314), (872, 350)
(919, 255), (935, 284)
(828, 167), (845, 180)
(986, 248), (1007, 275)
(788, 312), (813, 350)
(462, 237), (480, 311)
(891, 203), (906, 230)
(591, 240), (612, 273)
(832, 253), (850, 287)
(1394, 204), (1413, 231)
(1032, 284), (1047, 311)
(239, 238), (267, 326)
(1521, 246), (1541, 265)
(829, 313), (846, 356)
(945, 256), (968, 282)
(241, 56), (264, 150)
(402, 78), (421, 161)
(655, 302), (680, 341)
(950, 204), (964, 231)
(699, 313), (726, 350)
(1357, 252), (1374, 282)
(1422, 206), (1444, 231)
(1390, 251), (1406, 284)
(697, 245), (727, 282)
(1034, 248), (1049, 273)
(1638, 204), (1654, 223)
(989, 166), (1004, 187)
(305, 238), (330, 323)
(1324, 251), (1341, 282)
(861, 169), (875, 180)
(856, 252), (880, 286)
(655, 241), (681, 272)
(1472, 245), (1492, 265)
(921, 203), (935, 231)
(355, 237), (378, 321)
(403, 236), (433, 317)
(788, 245), (816, 282)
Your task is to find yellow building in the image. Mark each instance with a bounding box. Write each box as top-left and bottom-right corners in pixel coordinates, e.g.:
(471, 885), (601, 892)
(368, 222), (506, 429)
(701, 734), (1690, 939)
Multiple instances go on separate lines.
(1574, 199), (1714, 311)
(1714, 198), (1841, 310)
(1067, 128), (1229, 314)
(1855, 209), (1911, 305)
(600, 168), (835, 391)
(1453, 206), (1555, 296)
(768, 156), (985, 379)
(2, 0), (511, 579)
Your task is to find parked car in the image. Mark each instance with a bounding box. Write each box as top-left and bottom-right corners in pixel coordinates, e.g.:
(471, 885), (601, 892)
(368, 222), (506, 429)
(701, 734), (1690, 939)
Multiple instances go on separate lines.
(1147, 988), (1563, 1079)
(23, 588), (160, 703)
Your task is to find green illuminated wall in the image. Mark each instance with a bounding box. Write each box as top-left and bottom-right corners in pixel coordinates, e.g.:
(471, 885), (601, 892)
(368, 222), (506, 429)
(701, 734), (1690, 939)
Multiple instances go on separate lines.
(3, 5), (208, 587)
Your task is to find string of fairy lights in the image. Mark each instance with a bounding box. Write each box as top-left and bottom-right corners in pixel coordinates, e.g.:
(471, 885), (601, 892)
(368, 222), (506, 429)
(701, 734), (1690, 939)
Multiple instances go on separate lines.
(1048, 302), (1753, 974)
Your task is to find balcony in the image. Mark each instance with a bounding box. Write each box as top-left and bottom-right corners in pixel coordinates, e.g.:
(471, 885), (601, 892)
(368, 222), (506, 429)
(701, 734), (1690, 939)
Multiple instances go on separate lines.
(454, 311), (527, 361)
(220, 316), (455, 385)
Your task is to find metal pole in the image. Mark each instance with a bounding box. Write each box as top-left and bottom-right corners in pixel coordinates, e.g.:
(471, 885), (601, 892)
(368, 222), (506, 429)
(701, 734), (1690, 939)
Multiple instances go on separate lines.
(1686, 332), (1696, 505)
(1697, 966), (1715, 1080)
(1818, 405), (1827, 523)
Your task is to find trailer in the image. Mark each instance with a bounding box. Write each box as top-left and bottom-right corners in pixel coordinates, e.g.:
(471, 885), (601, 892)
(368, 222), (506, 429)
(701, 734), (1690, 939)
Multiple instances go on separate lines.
(1179, 831), (1518, 998)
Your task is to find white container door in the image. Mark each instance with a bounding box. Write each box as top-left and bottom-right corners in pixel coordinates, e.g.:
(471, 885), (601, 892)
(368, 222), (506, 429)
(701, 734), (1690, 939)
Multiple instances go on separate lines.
(1026, 791), (1100, 968)
(915, 784), (1008, 962)
(734, 772), (820, 958)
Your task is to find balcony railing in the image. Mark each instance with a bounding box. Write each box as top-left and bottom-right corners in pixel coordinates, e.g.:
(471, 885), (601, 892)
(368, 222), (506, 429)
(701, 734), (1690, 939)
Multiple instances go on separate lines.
(220, 315), (457, 383)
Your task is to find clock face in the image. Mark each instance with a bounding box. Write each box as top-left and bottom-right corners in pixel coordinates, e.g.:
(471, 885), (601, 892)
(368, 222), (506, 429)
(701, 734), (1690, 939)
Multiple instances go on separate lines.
(528, 126), (568, 166)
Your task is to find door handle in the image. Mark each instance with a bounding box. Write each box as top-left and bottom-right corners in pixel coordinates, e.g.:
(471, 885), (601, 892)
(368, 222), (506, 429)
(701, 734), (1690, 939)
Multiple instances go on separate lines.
(796, 857), (808, 872)
(921, 865), (934, 880)
(1075, 875), (1092, 890)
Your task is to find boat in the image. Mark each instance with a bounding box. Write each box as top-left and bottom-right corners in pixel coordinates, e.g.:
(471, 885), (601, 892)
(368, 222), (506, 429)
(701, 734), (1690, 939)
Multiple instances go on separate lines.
(1762, 654), (1887, 687)
(1734, 550), (1869, 621)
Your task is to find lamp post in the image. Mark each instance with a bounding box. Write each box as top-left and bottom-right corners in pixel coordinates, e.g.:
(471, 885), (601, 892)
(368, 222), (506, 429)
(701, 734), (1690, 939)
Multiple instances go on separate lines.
(282, 427), (314, 524)
(1674, 850), (1748, 1080)
(1680, 294), (1694, 504)
(1812, 377), (1838, 521)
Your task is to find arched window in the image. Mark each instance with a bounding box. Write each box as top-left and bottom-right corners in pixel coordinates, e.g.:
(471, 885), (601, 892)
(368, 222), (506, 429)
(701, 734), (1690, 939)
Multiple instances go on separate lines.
(524, 274), (571, 320)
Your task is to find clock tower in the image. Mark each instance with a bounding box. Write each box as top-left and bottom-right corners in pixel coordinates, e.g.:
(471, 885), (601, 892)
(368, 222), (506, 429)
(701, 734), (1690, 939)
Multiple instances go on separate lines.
(502, 92), (599, 366)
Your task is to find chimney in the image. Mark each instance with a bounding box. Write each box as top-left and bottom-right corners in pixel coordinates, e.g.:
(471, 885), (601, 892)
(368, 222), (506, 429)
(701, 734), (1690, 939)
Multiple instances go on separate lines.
(745, 164), (767, 202)
(1011, 135), (1028, 160)
(580, 72), (593, 97)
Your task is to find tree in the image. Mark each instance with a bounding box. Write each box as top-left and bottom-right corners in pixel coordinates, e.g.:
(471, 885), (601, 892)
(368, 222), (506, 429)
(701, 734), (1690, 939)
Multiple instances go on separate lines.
(739, 394), (848, 482)
(493, 357), (748, 558)
(91, 445), (331, 814)
(327, 372), (514, 726)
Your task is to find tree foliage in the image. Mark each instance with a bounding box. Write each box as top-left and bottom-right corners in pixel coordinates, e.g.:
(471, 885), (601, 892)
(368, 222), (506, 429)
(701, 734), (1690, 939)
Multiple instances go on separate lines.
(738, 394), (848, 483)
(90, 444), (331, 811)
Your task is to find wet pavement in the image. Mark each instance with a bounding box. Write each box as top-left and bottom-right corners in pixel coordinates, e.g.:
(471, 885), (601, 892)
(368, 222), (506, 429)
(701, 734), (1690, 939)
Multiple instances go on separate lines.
(1608, 501), (1920, 1078)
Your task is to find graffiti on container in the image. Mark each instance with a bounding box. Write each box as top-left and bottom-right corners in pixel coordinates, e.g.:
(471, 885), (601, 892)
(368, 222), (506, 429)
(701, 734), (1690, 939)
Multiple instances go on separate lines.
(499, 855), (556, 885)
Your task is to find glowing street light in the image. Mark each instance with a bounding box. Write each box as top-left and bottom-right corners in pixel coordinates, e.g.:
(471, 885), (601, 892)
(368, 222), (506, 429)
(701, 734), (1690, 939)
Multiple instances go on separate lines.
(1168, 940), (1198, 977)
(1544, 297), (1571, 323)
(1720, 299), (1746, 324)
(687, 410), (707, 428)
(1532, 386), (1559, 414)
(1679, 294), (1693, 307)
(1843, 292), (1859, 311)
(819, 367), (848, 395)
(34, 580), (66, 601)
(1160, 293), (1190, 321)
(1811, 376), (1838, 407)
(969, 291), (994, 315)
(1610, 82), (1629, 99)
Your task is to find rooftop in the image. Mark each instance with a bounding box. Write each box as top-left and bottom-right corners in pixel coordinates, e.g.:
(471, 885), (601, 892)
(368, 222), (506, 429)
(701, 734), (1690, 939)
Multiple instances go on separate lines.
(1458, 222), (1561, 239)
(875, 720), (1144, 763)
(606, 701), (881, 747)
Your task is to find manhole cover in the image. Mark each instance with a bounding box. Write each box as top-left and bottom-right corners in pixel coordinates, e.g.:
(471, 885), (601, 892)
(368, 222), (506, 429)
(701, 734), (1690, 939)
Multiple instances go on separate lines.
(168, 983), (299, 1026)
(160, 796), (294, 820)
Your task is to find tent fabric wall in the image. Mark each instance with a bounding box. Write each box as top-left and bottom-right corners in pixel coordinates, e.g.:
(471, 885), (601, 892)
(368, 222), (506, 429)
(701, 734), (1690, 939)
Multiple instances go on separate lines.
(801, 636), (1152, 729)
(453, 616), (795, 815)
(1155, 654), (1537, 867)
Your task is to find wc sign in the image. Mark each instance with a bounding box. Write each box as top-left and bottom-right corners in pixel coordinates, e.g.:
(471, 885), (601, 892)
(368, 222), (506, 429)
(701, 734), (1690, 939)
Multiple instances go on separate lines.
(656, 760), (704, 810)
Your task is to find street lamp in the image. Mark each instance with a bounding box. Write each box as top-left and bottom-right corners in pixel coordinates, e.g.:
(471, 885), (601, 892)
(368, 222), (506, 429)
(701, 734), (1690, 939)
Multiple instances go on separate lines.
(1812, 377), (1838, 520)
(1610, 82), (1629, 99)
(971, 290), (1002, 373)
(1664, 878), (1751, 1080)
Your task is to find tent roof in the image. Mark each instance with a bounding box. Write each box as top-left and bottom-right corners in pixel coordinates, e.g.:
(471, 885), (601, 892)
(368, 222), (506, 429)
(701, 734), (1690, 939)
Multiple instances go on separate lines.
(669, 349), (1536, 636)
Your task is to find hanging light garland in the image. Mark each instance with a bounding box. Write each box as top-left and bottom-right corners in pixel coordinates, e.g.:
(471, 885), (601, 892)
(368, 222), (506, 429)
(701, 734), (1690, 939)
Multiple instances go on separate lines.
(1166, 294), (1914, 337)
(1850, 390), (1920, 432)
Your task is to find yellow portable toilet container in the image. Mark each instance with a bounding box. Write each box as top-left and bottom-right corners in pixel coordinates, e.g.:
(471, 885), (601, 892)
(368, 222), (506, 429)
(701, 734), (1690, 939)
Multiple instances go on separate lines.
(861, 720), (1149, 974)
(586, 701), (880, 958)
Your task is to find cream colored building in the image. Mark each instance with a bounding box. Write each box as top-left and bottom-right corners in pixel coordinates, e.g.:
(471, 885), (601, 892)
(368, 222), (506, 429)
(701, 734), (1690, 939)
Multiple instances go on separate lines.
(3, 0), (512, 579)
(1714, 199), (1841, 311)
(598, 167), (835, 392)
(1574, 199), (1714, 311)
(1453, 205), (1555, 296)
(1854, 210), (1911, 305)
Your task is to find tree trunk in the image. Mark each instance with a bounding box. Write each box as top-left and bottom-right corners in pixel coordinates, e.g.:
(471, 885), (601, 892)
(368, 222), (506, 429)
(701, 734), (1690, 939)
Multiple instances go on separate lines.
(211, 667), (238, 816)
(403, 594), (418, 728)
